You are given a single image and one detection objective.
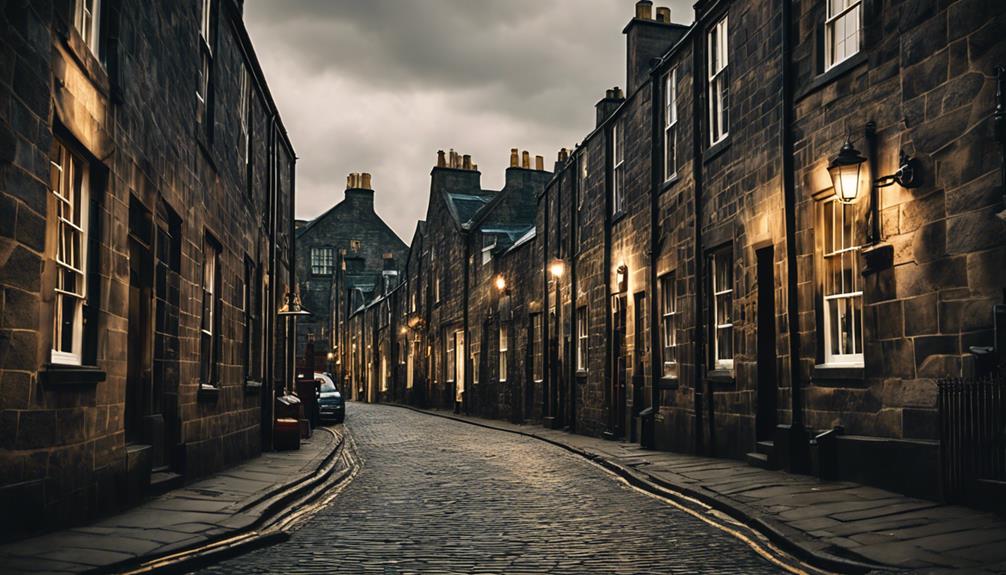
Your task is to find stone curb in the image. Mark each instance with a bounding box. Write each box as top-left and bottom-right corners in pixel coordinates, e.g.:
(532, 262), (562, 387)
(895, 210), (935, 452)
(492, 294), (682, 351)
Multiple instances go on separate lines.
(390, 404), (891, 575)
(88, 426), (356, 575)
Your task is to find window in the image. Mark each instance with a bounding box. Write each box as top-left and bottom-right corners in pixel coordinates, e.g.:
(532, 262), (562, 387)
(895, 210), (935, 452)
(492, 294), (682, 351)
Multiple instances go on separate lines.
(380, 346), (388, 392)
(311, 247), (333, 276)
(822, 199), (863, 364)
(472, 351), (480, 384)
(446, 333), (456, 382)
(200, 235), (221, 385)
(576, 307), (588, 372)
(243, 258), (255, 381)
(577, 150), (588, 210)
(350, 239), (361, 252)
(433, 248), (441, 303)
(498, 324), (508, 382)
(239, 67), (251, 165)
(707, 16), (729, 145)
(49, 140), (90, 366)
(454, 330), (465, 393)
(611, 120), (625, 215)
(660, 273), (679, 378)
(410, 277), (417, 312)
(710, 248), (733, 370)
(532, 314), (543, 381)
(197, 0), (214, 128)
(664, 69), (678, 181)
(825, 0), (861, 70)
(74, 0), (101, 54)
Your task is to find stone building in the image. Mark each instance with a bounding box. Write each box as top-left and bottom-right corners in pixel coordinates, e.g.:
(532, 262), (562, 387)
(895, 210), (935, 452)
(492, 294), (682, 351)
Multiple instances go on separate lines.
(294, 173), (407, 381)
(0, 0), (296, 537)
(354, 0), (1006, 504)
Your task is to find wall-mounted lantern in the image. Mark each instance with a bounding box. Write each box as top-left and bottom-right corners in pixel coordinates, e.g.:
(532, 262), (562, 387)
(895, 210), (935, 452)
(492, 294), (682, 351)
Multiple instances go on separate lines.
(549, 258), (566, 280)
(827, 137), (920, 205)
(494, 274), (508, 293)
(616, 263), (628, 293)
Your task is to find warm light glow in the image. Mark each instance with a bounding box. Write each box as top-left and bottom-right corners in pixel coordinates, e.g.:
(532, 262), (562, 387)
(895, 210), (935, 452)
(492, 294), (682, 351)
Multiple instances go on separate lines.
(827, 139), (867, 205)
(494, 275), (507, 292)
(326, 352), (335, 360)
(549, 259), (565, 279)
(400, 326), (408, 335)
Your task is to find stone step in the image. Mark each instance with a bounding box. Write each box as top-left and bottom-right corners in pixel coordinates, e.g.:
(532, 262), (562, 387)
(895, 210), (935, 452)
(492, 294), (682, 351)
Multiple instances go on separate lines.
(745, 452), (771, 469)
(755, 440), (775, 456)
(148, 469), (184, 496)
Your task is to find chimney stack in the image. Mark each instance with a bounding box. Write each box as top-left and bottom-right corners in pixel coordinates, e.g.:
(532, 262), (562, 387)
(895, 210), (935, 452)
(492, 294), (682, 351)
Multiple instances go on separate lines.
(558, 148), (569, 163)
(635, 0), (653, 20)
(462, 154), (472, 170)
(437, 150), (446, 167)
(535, 155), (544, 171)
(361, 172), (372, 190)
(656, 7), (670, 22)
(510, 148), (519, 168)
(521, 150), (530, 169)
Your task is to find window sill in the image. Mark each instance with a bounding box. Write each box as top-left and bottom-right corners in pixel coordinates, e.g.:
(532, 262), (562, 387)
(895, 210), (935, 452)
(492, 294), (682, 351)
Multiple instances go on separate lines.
(795, 52), (868, 103)
(656, 376), (679, 390)
(812, 364), (865, 386)
(244, 380), (263, 395)
(659, 174), (681, 194)
(575, 369), (588, 379)
(198, 384), (220, 402)
(41, 364), (106, 387)
(703, 138), (730, 164)
(706, 369), (735, 387)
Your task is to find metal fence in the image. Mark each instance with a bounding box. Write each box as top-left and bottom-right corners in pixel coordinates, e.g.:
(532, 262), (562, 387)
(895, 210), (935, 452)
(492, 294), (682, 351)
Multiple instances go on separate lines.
(938, 370), (1006, 502)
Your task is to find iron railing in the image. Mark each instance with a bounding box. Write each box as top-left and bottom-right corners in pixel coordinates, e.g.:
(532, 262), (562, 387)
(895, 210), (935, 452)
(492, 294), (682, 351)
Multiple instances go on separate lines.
(938, 370), (1006, 502)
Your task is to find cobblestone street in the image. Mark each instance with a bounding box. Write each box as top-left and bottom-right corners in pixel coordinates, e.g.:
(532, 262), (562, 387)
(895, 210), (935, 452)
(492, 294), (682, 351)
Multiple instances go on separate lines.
(203, 403), (787, 574)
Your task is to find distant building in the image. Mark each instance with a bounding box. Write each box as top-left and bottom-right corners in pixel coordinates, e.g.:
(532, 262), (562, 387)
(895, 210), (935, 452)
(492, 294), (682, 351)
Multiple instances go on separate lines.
(294, 173), (407, 383)
(0, 0), (296, 537)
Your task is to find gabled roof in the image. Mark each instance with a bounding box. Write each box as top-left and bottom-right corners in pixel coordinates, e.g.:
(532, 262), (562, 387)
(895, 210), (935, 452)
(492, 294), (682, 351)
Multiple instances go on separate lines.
(505, 226), (536, 254)
(448, 192), (495, 227)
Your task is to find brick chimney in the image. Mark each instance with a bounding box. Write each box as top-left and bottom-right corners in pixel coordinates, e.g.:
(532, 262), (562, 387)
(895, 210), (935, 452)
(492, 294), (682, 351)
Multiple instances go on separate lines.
(596, 87), (625, 127)
(345, 171), (374, 211)
(623, 1), (688, 94)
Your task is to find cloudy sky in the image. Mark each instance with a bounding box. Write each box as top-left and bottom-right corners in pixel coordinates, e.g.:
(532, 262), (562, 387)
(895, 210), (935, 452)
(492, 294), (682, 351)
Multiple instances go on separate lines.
(244, 0), (694, 242)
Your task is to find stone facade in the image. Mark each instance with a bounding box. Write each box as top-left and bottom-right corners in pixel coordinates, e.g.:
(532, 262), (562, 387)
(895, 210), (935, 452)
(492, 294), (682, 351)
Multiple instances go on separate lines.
(294, 174), (407, 382)
(0, 0), (296, 538)
(343, 0), (1006, 504)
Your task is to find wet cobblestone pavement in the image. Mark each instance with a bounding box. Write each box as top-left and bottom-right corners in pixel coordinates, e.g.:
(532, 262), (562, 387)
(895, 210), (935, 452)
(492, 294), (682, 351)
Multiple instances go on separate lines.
(201, 403), (786, 574)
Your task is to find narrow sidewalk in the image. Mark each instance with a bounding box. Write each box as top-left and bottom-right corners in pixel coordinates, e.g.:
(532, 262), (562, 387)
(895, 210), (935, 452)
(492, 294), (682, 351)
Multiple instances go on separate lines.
(0, 427), (346, 575)
(401, 405), (1006, 574)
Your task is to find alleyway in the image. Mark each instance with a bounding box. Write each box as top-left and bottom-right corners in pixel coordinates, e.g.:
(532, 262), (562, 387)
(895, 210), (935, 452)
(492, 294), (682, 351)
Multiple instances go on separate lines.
(203, 403), (789, 574)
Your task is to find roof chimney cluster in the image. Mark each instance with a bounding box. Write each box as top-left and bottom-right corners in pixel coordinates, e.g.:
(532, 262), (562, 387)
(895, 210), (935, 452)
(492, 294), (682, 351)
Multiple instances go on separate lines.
(635, 0), (672, 23)
(509, 148), (546, 171)
(346, 172), (373, 190)
(437, 149), (478, 171)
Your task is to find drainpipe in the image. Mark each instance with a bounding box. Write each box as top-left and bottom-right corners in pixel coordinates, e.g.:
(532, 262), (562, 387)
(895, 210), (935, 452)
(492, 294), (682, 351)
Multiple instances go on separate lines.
(603, 127), (614, 437)
(994, 66), (1005, 221)
(782, 0), (810, 472)
(569, 158), (579, 432)
(262, 115), (277, 451)
(691, 33), (706, 456)
(648, 70), (661, 427)
(542, 178), (551, 422)
(462, 233), (471, 414)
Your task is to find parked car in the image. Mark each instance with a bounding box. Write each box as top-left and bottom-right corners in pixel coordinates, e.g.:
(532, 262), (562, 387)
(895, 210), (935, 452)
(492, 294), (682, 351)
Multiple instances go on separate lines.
(316, 372), (345, 424)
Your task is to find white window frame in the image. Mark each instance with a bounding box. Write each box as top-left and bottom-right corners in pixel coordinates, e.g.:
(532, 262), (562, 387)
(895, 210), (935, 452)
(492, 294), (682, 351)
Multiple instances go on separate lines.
(380, 346), (388, 392)
(577, 150), (588, 210)
(822, 199), (864, 365)
(499, 324), (508, 382)
(200, 236), (220, 385)
(711, 249), (734, 370)
(311, 246), (333, 276)
(707, 16), (729, 146)
(239, 67), (251, 165)
(825, 0), (862, 71)
(196, 0), (213, 126)
(576, 307), (588, 372)
(74, 0), (101, 54)
(660, 274), (679, 378)
(664, 69), (678, 181)
(472, 349), (480, 384)
(532, 313), (544, 382)
(611, 120), (625, 215)
(446, 333), (456, 383)
(50, 141), (90, 366)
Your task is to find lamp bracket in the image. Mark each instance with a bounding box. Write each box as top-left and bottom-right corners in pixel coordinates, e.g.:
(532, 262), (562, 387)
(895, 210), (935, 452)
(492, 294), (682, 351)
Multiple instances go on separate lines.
(874, 151), (920, 189)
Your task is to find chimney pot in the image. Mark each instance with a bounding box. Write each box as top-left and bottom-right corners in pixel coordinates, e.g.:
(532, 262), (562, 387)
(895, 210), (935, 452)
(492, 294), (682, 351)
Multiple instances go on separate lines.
(521, 150), (530, 169)
(462, 154), (472, 170)
(361, 173), (372, 189)
(472, 163), (478, 171)
(510, 148), (519, 168)
(656, 7), (670, 22)
(635, 0), (653, 20)
(535, 155), (544, 171)
(346, 174), (353, 188)
(437, 150), (446, 167)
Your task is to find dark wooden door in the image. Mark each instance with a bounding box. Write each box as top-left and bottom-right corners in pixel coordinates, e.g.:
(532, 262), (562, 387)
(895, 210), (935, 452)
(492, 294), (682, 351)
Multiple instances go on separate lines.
(756, 247), (778, 441)
(611, 296), (627, 439)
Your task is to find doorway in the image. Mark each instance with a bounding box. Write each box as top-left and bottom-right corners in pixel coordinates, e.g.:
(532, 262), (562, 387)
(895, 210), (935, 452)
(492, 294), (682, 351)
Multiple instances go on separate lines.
(631, 292), (648, 442)
(610, 295), (627, 439)
(126, 199), (159, 459)
(756, 247), (778, 441)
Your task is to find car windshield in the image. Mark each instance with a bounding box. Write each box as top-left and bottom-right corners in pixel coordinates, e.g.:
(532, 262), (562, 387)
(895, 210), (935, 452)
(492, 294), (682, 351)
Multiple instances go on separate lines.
(320, 380), (337, 393)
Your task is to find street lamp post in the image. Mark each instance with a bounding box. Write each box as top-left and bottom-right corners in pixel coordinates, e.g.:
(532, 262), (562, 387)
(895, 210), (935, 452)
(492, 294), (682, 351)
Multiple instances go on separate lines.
(548, 258), (565, 428)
